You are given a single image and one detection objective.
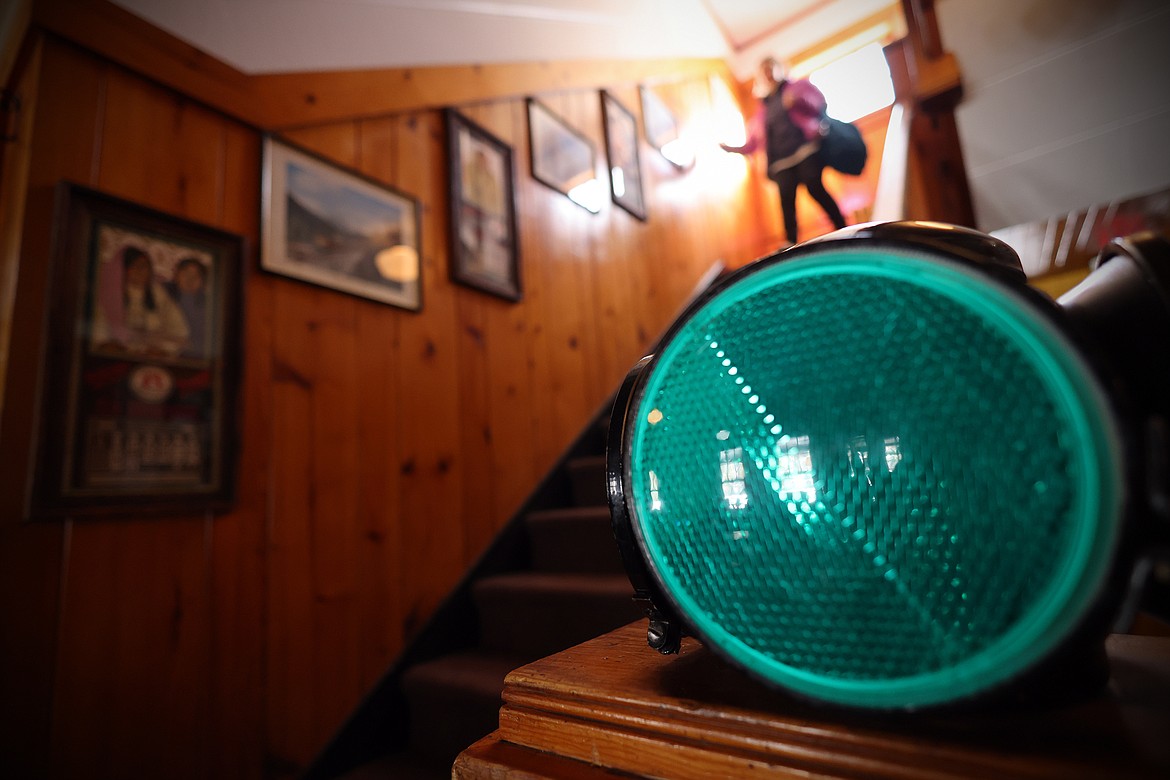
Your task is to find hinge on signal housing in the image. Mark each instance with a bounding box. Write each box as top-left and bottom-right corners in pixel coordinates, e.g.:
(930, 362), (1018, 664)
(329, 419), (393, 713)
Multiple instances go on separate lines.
(1, 89), (21, 143)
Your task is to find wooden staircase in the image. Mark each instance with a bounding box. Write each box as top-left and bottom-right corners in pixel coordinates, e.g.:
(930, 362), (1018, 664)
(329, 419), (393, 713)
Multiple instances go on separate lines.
(307, 262), (726, 780)
(307, 421), (645, 779)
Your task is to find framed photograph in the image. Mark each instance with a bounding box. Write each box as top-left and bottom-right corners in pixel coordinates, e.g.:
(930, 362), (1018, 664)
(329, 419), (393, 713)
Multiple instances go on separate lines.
(640, 85), (692, 168)
(445, 109), (522, 301)
(640, 85), (679, 153)
(526, 97), (601, 214)
(601, 91), (647, 221)
(261, 135), (422, 311)
(29, 182), (244, 518)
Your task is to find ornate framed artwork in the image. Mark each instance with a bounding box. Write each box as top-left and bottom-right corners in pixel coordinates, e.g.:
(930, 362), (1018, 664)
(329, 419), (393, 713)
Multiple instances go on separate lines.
(261, 135), (422, 311)
(29, 182), (245, 518)
(526, 97), (602, 214)
(445, 109), (522, 301)
(601, 90), (647, 221)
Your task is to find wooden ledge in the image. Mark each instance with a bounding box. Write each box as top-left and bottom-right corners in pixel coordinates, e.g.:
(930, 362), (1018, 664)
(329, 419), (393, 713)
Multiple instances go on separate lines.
(458, 622), (1170, 778)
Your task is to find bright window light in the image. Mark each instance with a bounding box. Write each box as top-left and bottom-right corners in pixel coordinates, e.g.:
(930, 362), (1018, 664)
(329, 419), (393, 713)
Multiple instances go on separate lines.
(710, 74), (748, 148)
(808, 43), (895, 123)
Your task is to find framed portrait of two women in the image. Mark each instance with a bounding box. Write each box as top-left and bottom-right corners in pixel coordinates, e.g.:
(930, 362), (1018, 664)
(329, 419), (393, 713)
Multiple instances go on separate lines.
(28, 182), (244, 518)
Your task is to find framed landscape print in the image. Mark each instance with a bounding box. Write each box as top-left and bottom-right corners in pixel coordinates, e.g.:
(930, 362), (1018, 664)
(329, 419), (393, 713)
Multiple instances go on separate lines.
(261, 135), (422, 311)
(445, 109), (522, 301)
(601, 90), (647, 221)
(526, 97), (602, 214)
(29, 182), (244, 518)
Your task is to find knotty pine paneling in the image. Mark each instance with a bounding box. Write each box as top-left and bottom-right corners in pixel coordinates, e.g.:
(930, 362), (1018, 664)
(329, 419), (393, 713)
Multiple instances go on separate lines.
(483, 100), (543, 531)
(43, 47), (223, 780)
(351, 116), (409, 693)
(265, 279), (326, 770)
(0, 35), (771, 779)
(449, 101), (507, 559)
(269, 123), (368, 764)
(526, 90), (600, 473)
(393, 111), (468, 649)
(198, 113), (267, 775)
(49, 519), (213, 780)
(0, 38), (99, 779)
(590, 85), (651, 410)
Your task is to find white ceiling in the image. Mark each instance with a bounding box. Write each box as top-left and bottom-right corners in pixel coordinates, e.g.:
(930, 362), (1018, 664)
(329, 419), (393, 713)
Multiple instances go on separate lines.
(109, 0), (896, 80)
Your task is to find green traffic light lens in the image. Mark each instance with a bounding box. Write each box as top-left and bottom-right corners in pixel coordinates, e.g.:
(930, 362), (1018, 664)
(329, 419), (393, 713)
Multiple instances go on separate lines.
(626, 246), (1121, 709)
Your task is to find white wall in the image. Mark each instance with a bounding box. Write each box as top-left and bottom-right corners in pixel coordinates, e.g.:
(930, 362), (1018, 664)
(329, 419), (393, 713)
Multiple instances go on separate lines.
(727, 0), (895, 81)
(937, 0), (1170, 232)
(109, 0), (732, 73)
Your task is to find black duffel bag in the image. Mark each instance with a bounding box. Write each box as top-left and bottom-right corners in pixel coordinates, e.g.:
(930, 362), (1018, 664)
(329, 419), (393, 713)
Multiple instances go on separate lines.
(819, 117), (867, 175)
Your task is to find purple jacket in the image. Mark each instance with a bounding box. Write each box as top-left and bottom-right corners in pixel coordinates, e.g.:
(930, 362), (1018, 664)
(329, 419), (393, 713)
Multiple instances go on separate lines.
(780, 78), (827, 141)
(727, 78), (827, 173)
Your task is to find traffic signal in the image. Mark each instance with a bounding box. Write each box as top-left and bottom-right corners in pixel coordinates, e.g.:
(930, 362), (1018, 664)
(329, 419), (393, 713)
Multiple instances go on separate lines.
(608, 221), (1169, 710)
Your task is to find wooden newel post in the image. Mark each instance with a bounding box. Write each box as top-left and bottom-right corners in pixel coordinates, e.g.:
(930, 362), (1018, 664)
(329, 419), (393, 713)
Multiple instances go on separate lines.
(895, 0), (977, 227)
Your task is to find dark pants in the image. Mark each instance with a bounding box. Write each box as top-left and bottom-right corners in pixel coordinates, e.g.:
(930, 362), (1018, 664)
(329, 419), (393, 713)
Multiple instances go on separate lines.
(774, 153), (846, 244)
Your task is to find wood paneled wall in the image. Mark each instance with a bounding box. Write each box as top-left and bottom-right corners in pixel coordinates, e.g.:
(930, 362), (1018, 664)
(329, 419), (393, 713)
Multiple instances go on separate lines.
(0, 30), (773, 779)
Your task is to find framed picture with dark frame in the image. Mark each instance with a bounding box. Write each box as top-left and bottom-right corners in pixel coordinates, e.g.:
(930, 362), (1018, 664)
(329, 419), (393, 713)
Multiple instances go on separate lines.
(526, 97), (602, 214)
(28, 182), (245, 518)
(261, 135), (422, 312)
(640, 84), (692, 168)
(601, 90), (647, 221)
(445, 109), (522, 301)
(640, 85), (679, 152)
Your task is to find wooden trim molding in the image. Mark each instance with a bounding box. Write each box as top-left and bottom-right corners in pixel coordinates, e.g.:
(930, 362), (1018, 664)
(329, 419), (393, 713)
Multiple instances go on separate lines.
(32, 0), (732, 130)
(788, 3), (906, 75)
(252, 58), (731, 129)
(457, 624), (1170, 779)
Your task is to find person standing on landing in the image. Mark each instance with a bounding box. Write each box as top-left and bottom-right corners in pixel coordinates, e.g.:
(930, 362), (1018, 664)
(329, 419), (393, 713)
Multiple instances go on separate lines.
(722, 57), (847, 245)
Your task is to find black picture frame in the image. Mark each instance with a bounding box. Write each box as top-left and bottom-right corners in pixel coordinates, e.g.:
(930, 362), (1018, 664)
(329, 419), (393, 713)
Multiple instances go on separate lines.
(640, 85), (679, 150)
(29, 182), (245, 518)
(640, 84), (689, 168)
(261, 135), (423, 312)
(601, 90), (648, 221)
(526, 97), (602, 214)
(445, 109), (522, 301)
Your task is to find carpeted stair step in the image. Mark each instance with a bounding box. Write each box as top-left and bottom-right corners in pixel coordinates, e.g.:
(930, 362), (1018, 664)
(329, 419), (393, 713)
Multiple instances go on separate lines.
(400, 650), (527, 767)
(566, 455), (607, 507)
(524, 506), (625, 574)
(473, 572), (643, 661)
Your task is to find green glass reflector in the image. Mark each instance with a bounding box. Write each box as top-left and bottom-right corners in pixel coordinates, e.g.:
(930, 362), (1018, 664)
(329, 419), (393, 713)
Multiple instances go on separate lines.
(626, 247), (1122, 709)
